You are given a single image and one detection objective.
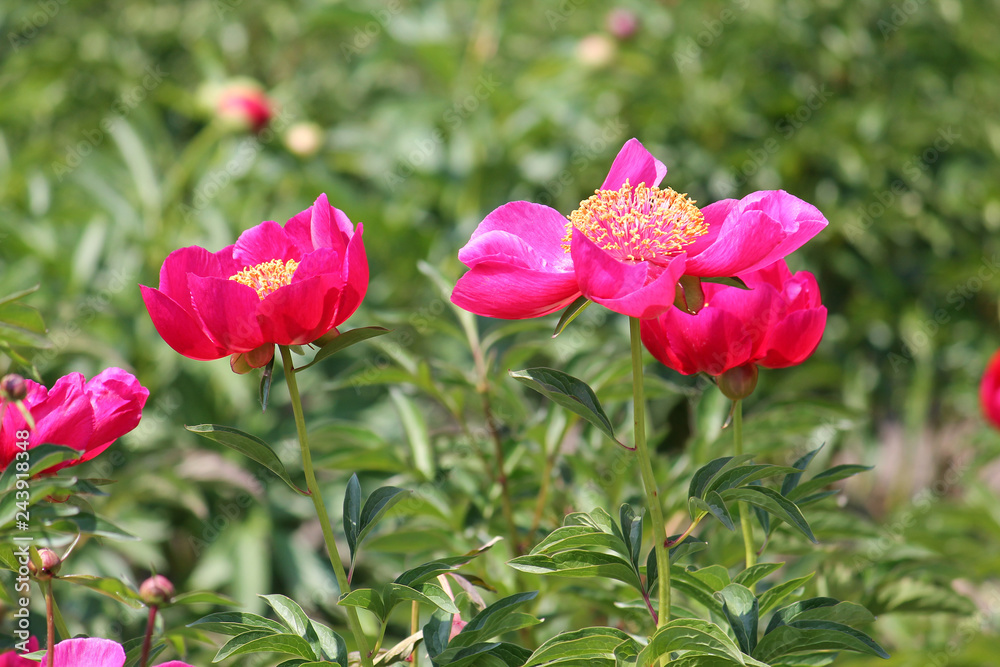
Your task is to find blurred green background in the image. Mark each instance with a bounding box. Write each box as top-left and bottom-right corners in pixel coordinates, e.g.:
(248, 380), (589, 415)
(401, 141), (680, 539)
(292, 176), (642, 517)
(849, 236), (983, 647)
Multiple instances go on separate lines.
(3, 0), (1000, 664)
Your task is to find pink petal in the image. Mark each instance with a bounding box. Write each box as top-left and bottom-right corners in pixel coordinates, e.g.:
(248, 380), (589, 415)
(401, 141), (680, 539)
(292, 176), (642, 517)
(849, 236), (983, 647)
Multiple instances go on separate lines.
(333, 224), (368, 326)
(461, 202), (571, 269)
(257, 273), (344, 345)
(44, 638), (125, 667)
(157, 246), (233, 303)
(188, 276), (265, 353)
(600, 138), (667, 190)
(78, 368), (149, 464)
(284, 193), (354, 255)
(156, 662), (196, 667)
(233, 220), (303, 267)
(570, 232), (686, 319)
(451, 262), (581, 319)
(141, 286), (228, 360)
(682, 208), (786, 277)
(31, 373), (95, 456)
(758, 306), (827, 368)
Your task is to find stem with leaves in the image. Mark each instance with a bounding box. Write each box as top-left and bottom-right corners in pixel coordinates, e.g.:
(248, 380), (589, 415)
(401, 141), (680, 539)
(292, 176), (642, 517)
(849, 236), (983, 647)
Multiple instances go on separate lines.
(732, 399), (758, 584)
(279, 346), (374, 667)
(628, 317), (671, 630)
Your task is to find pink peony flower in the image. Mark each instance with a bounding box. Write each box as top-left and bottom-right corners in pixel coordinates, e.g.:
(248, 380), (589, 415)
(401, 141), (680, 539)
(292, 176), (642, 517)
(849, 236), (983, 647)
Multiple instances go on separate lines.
(0, 369), (148, 473)
(452, 138), (827, 320)
(36, 638), (194, 667)
(981, 350), (1000, 429)
(640, 260), (826, 396)
(0, 637), (38, 667)
(141, 194), (368, 372)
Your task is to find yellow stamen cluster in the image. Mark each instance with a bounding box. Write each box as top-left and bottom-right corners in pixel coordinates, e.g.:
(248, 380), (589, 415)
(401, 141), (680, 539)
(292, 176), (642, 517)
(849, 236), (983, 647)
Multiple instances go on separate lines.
(229, 258), (300, 299)
(564, 179), (707, 264)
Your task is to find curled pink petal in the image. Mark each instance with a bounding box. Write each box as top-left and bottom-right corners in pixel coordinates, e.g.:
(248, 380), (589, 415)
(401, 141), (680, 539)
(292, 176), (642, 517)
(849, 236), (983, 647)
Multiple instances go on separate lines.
(601, 137), (667, 190)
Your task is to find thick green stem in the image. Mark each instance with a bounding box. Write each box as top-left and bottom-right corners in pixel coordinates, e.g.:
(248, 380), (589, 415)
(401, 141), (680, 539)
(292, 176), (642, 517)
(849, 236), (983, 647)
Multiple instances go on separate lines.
(732, 400), (757, 587)
(628, 318), (671, 631)
(279, 346), (374, 667)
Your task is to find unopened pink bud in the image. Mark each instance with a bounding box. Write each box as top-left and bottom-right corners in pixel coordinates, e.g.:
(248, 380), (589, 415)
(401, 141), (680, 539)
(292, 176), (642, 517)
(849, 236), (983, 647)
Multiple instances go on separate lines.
(140, 574), (175, 606)
(0, 373), (27, 401)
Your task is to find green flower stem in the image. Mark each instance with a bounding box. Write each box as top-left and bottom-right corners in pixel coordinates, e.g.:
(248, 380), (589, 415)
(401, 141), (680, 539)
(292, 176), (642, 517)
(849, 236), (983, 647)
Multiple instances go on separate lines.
(628, 317), (671, 631)
(732, 399), (758, 586)
(279, 346), (374, 667)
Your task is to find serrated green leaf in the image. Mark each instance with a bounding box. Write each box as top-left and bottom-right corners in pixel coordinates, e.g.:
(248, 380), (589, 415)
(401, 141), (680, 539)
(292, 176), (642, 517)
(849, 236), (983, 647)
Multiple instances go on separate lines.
(185, 424), (308, 496)
(510, 368), (622, 447)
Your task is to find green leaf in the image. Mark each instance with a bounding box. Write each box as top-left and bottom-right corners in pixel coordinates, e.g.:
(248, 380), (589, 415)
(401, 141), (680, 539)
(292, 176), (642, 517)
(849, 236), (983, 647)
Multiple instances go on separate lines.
(185, 424), (308, 496)
(357, 486), (408, 548)
(0, 284), (40, 308)
(785, 465), (873, 503)
(510, 368), (622, 447)
(338, 588), (385, 619)
(188, 611), (287, 636)
(59, 575), (143, 609)
(261, 594), (311, 636)
(214, 632), (318, 662)
(753, 620), (889, 662)
(701, 276), (750, 290)
(524, 627), (638, 666)
(716, 584), (759, 654)
(438, 642), (533, 667)
(707, 464), (804, 496)
(343, 474), (362, 559)
(382, 582), (459, 619)
(733, 562), (783, 589)
(690, 492), (735, 531)
(721, 486), (816, 543)
(310, 620), (348, 666)
(638, 618), (764, 667)
(295, 326), (391, 372)
(618, 504), (643, 571)
(781, 445), (824, 496)
(667, 535), (709, 564)
(508, 551), (643, 591)
(688, 455), (756, 501)
(766, 599), (876, 634)
(449, 591), (539, 648)
(758, 572), (815, 615)
(552, 296), (592, 337)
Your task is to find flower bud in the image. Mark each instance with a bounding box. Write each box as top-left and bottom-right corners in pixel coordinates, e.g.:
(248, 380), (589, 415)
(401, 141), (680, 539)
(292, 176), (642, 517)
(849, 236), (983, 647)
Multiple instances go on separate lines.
(718, 363), (759, 400)
(29, 549), (61, 580)
(216, 83), (273, 133)
(673, 276), (705, 315)
(0, 373), (27, 401)
(606, 8), (639, 40)
(140, 575), (175, 606)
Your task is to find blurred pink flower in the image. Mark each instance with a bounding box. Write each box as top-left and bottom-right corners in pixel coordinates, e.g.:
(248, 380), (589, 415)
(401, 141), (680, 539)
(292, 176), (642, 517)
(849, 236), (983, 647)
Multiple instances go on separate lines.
(606, 7), (639, 39)
(141, 194), (368, 372)
(0, 637), (38, 667)
(34, 638), (194, 667)
(216, 84), (273, 132)
(0, 369), (148, 474)
(452, 138), (828, 320)
(980, 350), (1000, 429)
